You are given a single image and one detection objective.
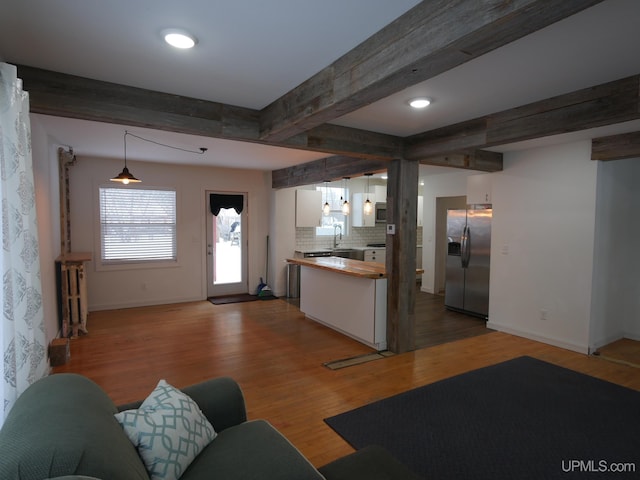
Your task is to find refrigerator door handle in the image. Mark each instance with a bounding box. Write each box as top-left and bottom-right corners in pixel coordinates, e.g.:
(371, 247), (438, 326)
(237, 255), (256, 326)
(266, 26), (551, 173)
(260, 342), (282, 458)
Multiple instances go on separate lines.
(461, 225), (470, 268)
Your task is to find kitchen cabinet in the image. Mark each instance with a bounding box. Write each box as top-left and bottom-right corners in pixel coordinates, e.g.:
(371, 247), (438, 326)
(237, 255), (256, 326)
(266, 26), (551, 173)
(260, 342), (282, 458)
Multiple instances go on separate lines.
(351, 193), (376, 227)
(372, 185), (387, 204)
(289, 257), (388, 350)
(295, 189), (322, 227)
(351, 185), (386, 227)
(467, 174), (492, 205)
(364, 248), (386, 265)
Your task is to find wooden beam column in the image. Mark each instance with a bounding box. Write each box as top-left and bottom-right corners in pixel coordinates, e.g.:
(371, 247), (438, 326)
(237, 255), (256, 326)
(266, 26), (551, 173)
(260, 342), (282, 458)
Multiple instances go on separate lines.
(592, 131), (640, 161)
(385, 157), (419, 353)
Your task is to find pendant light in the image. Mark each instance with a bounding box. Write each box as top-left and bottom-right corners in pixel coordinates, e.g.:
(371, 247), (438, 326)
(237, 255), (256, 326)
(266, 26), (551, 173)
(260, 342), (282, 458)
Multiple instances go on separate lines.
(111, 131), (141, 184)
(109, 131), (208, 185)
(341, 177), (350, 215)
(363, 173), (373, 215)
(322, 181), (331, 216)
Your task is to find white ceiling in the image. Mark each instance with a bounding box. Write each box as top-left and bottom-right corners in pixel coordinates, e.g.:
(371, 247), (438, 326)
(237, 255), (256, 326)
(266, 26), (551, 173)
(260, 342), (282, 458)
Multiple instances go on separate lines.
(1, 0), (639, 170)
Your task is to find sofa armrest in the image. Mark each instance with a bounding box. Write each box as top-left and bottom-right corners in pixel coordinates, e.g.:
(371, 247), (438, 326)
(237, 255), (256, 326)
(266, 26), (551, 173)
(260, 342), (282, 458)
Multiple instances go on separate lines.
(117, 376), (247, 432)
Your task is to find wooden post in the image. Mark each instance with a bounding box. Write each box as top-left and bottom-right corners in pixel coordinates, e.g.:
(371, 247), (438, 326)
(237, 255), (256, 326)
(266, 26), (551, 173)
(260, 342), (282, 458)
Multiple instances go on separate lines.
(386, 158), (419, 353)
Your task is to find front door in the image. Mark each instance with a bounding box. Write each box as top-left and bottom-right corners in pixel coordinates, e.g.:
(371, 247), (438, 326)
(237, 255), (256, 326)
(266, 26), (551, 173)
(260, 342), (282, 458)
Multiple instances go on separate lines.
(206, 192), (248, 297)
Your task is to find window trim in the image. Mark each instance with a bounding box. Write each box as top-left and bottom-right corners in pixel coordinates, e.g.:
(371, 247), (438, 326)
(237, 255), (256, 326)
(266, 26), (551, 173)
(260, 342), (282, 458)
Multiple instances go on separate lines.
(96, 184), (179, 270)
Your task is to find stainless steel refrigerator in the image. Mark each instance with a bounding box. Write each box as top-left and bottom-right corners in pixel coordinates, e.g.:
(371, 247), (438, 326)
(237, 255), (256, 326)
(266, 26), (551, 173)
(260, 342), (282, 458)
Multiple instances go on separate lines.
(444, 208), (492, 319)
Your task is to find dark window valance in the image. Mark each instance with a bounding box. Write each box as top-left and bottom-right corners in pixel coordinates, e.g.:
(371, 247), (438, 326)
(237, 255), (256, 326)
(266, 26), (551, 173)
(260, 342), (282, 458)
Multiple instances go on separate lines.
(210, 194), (244, 216)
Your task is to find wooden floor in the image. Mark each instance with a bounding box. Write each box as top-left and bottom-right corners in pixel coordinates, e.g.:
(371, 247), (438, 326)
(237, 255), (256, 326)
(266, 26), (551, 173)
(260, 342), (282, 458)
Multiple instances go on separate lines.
(413, 291), (491, 349)
(595, 338), (640, 368)
(54, 298), (640, 469)
(286, 290), (492, 350)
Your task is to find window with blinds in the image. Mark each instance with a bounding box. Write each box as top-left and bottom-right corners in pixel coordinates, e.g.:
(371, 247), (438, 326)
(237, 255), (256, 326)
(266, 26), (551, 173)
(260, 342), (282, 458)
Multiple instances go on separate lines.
(99, 187), (177, 263)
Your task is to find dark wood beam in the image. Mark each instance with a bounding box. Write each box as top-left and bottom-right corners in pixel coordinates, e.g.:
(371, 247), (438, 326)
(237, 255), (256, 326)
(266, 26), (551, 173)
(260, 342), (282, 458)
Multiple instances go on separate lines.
(592, 131), (640, 161)
(17, 65), (403, 161)
(259, 0), (604, 142)
(419, 150), (503, 172)
(405, 75), (640, 160)
(385, 158), (419, 353)
(18, 65), (260, 140)
(271, 156), (388, 189)
(305, 124), (403, 160)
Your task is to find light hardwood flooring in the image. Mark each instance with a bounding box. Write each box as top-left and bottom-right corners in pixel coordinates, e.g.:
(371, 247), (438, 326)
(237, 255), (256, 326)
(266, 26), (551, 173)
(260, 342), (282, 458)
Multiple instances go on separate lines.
(594, 338), (640, 368)
(286, 290), (492, 350)
(54, 298), (640, 468)
(413, 291), (492, 349)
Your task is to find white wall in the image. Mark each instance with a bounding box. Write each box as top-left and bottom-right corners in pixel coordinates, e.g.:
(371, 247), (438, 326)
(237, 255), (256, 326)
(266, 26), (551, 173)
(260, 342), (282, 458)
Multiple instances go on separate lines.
(31, 116), (61, 343)
(68, 156), (271, 310)
(419, 168), (475, 294)
(270, 186), (297, 297)
(590, 157), (640, 347)
(488, 140), (598, 353)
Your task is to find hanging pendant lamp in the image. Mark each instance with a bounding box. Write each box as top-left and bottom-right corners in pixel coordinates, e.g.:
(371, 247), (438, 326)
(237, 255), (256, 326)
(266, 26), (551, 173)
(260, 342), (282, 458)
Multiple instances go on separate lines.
(111, 131), (141, 184)
(341, 177), (350, 215)
(322, 181), (331, 216)
(363, 173), (373, 215)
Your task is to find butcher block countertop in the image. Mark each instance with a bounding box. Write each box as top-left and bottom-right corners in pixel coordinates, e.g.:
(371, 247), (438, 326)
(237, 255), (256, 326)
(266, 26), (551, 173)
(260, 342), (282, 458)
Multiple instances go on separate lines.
(287, 256), (385, 278)
(287, 256), (423, 279)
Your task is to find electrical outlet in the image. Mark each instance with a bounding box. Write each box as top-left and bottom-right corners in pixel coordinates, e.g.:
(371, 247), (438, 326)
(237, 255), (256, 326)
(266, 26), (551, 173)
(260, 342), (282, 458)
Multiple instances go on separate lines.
(540, 309), (548, 321)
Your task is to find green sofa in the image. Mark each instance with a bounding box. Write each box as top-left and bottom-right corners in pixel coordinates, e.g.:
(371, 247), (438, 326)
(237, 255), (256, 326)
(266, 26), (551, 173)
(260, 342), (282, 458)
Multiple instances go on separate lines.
(0, 373), (421, 480)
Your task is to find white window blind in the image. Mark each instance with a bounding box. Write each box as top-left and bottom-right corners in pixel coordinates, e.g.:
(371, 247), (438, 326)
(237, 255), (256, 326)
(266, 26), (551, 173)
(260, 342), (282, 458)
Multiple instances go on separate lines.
(99, 187), (177, 262)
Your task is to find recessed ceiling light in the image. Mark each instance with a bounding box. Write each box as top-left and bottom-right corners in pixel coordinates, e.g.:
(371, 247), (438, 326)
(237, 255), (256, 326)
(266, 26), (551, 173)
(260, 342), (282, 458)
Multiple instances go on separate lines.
(408, 97), (431, 109)
(162, 29), (197, 49)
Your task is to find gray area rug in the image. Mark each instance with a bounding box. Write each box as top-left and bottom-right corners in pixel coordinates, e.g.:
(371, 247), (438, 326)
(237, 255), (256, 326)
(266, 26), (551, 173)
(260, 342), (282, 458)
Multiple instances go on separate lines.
(325, 356), (640, 479)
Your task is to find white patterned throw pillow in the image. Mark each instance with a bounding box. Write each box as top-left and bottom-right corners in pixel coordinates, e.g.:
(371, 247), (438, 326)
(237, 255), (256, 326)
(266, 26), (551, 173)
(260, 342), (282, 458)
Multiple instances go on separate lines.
(115, 380), (217, 480)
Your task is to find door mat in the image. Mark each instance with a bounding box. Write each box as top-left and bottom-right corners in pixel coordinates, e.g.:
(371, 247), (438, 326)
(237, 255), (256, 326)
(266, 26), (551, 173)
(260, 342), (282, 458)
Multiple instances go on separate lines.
(208, 294), (258, 305)
(324, 351), (394, 370)
(208, 294), (279, 305)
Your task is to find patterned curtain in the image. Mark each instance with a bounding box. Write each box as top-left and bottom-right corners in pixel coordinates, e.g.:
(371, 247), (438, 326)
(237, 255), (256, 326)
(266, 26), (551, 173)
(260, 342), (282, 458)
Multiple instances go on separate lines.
(0, 63), (48, 426)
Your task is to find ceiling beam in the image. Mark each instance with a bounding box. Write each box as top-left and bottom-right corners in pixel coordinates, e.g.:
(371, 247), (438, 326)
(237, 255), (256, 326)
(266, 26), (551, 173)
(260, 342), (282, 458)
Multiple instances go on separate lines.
(271, 149), (502, 189)
(271, 156), (389, 189)
(17, 65), (403, 162)
(18, 65), (260, 139)
(259, 0), (604, 142)
(419, 150), (503, 172)
(405, 75), (640, 160)
(592, 131), (640, 161)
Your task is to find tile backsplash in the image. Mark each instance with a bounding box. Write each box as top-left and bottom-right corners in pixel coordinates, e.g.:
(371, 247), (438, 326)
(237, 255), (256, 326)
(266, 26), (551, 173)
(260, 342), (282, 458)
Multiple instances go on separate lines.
(296, 225), (422, 250)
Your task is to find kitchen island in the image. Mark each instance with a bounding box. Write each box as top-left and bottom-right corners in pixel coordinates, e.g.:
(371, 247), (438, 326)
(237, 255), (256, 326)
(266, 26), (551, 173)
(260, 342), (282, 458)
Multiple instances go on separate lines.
(286, 256), (389, 350)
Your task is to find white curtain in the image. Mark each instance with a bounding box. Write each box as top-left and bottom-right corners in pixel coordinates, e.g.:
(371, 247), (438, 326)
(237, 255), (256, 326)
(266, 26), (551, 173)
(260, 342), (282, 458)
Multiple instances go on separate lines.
(0, 63), (48, 426)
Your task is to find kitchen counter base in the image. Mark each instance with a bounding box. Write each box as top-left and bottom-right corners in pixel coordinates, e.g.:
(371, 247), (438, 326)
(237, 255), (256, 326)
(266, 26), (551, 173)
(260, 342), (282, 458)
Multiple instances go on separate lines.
(299, 265), (387, 351)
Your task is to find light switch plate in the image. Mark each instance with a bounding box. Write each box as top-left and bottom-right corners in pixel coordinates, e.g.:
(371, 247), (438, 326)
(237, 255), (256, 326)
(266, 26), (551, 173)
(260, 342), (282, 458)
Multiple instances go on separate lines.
(387, 224), (396, 234)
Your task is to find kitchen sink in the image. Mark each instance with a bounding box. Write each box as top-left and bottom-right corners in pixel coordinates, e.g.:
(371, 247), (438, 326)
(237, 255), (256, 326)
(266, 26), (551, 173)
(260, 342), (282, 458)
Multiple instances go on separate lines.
(330, 248), (364, 260)
(303, 248), (364, 260)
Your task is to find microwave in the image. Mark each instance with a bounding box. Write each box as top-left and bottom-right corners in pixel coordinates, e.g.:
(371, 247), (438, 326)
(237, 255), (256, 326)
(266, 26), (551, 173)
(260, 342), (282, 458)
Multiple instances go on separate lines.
(375, 202), (387, 223)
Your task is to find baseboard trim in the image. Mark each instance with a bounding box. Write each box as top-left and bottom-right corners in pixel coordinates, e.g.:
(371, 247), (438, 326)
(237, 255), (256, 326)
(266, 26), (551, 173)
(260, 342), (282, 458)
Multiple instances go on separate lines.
(486, 321), (589, 354)
(90, 295), (204, 312)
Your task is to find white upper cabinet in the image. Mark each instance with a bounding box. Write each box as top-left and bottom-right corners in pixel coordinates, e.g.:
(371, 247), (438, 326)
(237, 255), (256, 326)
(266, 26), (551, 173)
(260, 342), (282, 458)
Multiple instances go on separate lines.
(352, 192), (376, 227)
(372, 185), (387, 204)
(467, 174), (492, 205)
(295, 189), (322, 227)
(352, 185), (386, 227)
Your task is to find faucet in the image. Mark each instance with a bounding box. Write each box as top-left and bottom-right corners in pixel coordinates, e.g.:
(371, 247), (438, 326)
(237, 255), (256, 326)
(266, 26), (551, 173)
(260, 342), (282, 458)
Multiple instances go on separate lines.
(333, 224), (342, 248)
